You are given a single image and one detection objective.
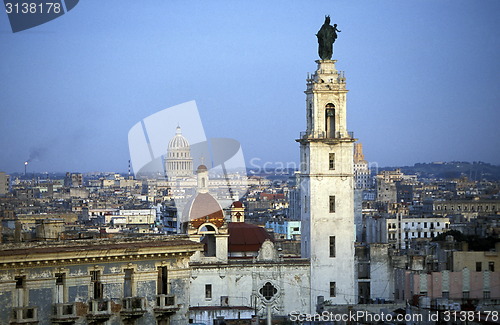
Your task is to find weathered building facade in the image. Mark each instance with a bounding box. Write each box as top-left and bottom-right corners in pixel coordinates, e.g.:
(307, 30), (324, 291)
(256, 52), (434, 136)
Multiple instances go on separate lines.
(0, 237), (201, 324)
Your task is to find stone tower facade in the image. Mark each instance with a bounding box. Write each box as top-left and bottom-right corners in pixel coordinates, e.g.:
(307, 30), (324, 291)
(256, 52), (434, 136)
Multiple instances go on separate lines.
(297, 59), (356, 308)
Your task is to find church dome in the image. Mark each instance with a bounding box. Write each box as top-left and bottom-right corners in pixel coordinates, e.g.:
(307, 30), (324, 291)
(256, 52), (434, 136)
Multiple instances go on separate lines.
(197, 165), (208, 173)
(183, 192), (225, 228)
(228, 223), (273, 254)
(168, 126), (190, 150)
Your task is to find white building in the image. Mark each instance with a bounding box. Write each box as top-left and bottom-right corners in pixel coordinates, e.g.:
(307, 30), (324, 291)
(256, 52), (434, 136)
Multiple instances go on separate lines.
(297, 59), (356, 308)
(386, 215), (450, 249)
(353, 143), (371, 189)
(183, 165), (310, 324)
(118, 209), (156, 225)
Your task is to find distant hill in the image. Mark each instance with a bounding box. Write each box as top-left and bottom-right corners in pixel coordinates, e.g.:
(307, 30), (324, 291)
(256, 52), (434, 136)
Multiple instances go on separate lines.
(379, 161), (500, 181)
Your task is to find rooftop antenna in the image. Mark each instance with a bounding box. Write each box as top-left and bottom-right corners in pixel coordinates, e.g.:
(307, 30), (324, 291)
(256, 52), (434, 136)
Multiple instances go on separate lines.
(24, 161), (28, 176)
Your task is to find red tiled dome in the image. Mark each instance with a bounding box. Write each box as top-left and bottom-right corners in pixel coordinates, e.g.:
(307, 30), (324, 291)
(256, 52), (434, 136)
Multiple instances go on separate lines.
(232, 201), (243, 208)
(228, 223), (272, 253)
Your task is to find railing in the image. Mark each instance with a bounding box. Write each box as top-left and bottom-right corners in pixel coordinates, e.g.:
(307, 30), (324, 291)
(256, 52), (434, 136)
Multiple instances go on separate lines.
(156, 294), (177, 309)
(299, 131), (354, 140)
(122, 297), (146, 311)
(11, 307), (38, 323)
(88, 299), (111, 315)
(53, 303), (76, 319)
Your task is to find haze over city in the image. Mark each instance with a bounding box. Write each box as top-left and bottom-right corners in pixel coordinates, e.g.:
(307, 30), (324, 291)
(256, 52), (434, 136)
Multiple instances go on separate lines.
(1, 0), (499, 173)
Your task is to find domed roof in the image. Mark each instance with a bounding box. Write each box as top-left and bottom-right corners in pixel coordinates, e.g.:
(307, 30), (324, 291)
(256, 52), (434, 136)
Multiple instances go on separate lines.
(231, 201), (243, 208)
(184, 192), (224, 228)
(228, 223), (273, 253)
(168, 126), (190, 150)
(197, 164), (208, 173)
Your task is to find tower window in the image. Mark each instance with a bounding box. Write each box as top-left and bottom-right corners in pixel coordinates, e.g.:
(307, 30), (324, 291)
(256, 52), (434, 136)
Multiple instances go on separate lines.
(489, 262), (495, 272)
(325, 104), (336, 138)
(476, 262), (482, 272)
(329, 153), (335, 170)
(329, 282), (336, 297)
(329, 236), (336, 257)
(329, 196), (335, 213)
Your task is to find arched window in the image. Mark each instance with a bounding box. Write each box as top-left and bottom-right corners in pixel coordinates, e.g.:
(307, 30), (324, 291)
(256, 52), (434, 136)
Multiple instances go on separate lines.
(325, 103), (335, 138)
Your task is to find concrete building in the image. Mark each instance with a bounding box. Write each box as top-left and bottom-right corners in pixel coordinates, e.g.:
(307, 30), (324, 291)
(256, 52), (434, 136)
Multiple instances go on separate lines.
(265, 220), (301, 240)
(395, 246), (500, 304)
(433, 199), (500, 219)
(64, 173), (83, 188)
(118, 209), (156, 226)
(387, 215), (450, 249)
(0, 172), (10, 196)
(353, 143), (371, 190)
(297, 59), (356, 308)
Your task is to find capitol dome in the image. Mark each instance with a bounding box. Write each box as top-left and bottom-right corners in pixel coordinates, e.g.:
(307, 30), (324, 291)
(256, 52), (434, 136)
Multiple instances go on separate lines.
(168, 126), (190, 150)
(164, 126), (193, 178)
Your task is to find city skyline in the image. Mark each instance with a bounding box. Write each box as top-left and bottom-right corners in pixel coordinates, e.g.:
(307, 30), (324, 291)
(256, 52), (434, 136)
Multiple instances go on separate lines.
(1, 0), (499, 174)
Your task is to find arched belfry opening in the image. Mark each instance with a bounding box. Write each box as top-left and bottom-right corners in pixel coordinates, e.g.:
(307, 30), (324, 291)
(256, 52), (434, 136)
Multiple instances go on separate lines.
(199, 224), (217, 257)
(325, 103), (336, 138)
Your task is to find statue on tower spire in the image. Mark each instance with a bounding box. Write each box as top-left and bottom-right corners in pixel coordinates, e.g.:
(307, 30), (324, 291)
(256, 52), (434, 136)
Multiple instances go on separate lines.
(316, 15), (341, 60)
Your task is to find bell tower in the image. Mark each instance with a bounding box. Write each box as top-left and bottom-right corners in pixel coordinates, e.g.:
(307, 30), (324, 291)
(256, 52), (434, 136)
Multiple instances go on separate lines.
(297, 59), (356, 308)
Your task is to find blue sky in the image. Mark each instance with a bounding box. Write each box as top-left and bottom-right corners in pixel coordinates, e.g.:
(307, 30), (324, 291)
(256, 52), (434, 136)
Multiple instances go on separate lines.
(1, 0), (499, 173)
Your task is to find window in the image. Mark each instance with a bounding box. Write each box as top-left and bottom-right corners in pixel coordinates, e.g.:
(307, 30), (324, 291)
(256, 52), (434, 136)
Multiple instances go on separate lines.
(424, 222), (427, 228)
(205, 284), (212, 300)
(329, 282), (336, 297)
(484, 291), (491, 299)
(329, 236), (336, 257)
(260, 282), (277, 301)
(463, 291), (469, 299)
(15, 276), (25, 289)
(329, 153), (335, 170)
(55, 273), (66, 303)
(442, 292), (449, 299)
(157, 266), (168, 294)
(55, 273), (65, 285)
(124, 269), (133, 297)
(90, 270), (103, 299)
(476, 262), (482, 272)
(329, 196), (335, 213)
(489, 262), (495, 272)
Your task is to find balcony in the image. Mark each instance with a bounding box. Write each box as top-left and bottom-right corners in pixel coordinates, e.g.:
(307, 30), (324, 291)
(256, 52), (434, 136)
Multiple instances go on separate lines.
(52, 303), (78, 323)
(121, 297), (146, 319)
(154, 294), (179, 316)
(87, 299), (111, 322)
(11, 307), (38, 324)
(298, 131), (354, 142)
